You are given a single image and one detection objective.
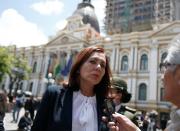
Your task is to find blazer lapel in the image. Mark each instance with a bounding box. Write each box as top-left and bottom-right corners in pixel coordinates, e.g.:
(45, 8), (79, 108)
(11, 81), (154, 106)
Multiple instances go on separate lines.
(60, 89), (73, 131)
(96, 95), (104, 131)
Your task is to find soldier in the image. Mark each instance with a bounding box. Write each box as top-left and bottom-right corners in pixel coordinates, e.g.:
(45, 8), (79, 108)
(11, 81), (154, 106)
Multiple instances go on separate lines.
(108, 77), (143, 128)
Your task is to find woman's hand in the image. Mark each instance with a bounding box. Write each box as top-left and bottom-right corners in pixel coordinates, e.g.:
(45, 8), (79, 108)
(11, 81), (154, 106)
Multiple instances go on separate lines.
(108, 112), (140, 131)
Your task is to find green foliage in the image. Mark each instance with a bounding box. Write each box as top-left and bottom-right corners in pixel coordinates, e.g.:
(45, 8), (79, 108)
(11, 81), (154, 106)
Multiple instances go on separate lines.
(0, 47), (14, 82)
(0, 46), (31, 83)
(12, 56), (31, 80)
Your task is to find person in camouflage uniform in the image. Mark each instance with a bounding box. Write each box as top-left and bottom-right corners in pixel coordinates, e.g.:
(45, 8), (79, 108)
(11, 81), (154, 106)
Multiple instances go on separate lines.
(108, 78), (143, 129)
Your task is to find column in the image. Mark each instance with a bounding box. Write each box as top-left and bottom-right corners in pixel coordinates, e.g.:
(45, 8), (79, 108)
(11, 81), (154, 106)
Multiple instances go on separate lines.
(149, 40), (158, 103)
(111, 47), (116, 71)
(39, 52), (50, 95)
(43, 53), (50, 77)
(133, 45), (138, 70)
(129, 46), (134, 71)
(114, 46), (119, 72)
(37, 54), (43, 73)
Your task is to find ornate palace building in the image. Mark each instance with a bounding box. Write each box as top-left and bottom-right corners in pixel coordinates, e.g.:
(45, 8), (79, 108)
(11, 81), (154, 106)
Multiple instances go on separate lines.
(1, 0), (180, 120)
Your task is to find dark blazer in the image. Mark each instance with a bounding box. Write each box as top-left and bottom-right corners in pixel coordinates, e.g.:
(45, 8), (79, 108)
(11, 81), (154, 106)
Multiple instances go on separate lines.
(31, 85), (105, 131)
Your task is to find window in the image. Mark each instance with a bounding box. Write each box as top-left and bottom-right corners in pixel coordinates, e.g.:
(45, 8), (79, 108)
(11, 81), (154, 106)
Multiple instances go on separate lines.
(19, 83), (23, 90)
(121, 55), (128, 71)
(138, 83), (147, 100)
(29, 82), (33, 92)
(160, 87), (165, 101)
(32, 62), (37, 73)
(140, 54), (148, 71)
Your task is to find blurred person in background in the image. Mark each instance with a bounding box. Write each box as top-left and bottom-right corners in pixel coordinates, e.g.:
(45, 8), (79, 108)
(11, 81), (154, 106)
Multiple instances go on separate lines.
(18, 110), (32, 131)
(12, 92), (24, 123)
(24, 95), (35, 120)
(0, 90), (7, 131)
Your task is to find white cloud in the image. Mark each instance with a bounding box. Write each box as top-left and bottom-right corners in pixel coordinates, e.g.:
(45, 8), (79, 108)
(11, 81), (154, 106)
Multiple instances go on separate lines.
(55, 19), (67, 32)
(31, 0), (64, 15)
(92, 0), (106, 34)
(0, 9), (48, 47)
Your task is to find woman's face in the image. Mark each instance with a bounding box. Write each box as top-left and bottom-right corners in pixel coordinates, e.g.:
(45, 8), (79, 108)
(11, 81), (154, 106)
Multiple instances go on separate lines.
(79, 52), (106, 87)
(162, 65), (180, 103)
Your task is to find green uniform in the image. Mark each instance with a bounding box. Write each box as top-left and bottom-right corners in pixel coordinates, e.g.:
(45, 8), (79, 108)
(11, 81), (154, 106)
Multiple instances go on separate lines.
(116, 105), (143, 128)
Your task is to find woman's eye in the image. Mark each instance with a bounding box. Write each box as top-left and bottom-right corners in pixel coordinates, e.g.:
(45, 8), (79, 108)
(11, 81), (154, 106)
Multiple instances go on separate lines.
(89, 59), (106, 68)
(100, 63), (106, 68)
(89, 60), (96, 64)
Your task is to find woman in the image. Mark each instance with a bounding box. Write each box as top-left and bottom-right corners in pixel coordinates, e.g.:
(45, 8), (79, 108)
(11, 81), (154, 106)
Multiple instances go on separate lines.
(160, 34), (180, 131)
(31, 46), (111, 131)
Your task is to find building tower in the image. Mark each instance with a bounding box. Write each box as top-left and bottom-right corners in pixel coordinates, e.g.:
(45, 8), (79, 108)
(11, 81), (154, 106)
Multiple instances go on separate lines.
(104, 0), (180, 35)
(104, 0), (155, 34)
(72, 0), (100, 33)
(154, 0), (180, 24)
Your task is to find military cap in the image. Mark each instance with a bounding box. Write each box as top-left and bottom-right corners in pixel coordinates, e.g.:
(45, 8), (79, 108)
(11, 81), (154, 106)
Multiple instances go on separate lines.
(110, 77), (132, 103)
(111, 78), (127, 92)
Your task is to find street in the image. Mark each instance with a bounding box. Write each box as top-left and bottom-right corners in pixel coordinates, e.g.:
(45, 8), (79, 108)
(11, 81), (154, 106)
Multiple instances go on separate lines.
(4, 108), (25, 131)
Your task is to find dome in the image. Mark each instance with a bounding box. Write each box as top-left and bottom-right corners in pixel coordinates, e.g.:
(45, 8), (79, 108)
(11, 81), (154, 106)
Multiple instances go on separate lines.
(73, 0), (100, 33)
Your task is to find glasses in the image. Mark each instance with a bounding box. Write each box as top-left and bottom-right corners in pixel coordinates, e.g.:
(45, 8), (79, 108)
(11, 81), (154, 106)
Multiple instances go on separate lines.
(159, 62), (177, 72)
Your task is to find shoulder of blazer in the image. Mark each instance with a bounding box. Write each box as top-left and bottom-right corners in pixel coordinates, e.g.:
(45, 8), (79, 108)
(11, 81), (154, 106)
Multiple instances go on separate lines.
(46, 85), (66, 95)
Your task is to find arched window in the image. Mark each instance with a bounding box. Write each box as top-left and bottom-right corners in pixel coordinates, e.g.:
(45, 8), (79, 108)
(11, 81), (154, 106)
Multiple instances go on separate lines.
(140, 54), (148, 71)
(161, 52), (167, 63)
(32, 62), (37, 73)
(29, 82), (33, 92)
(121, 55), (128, 71)
(19, 82), (23, 90)
(160, 87), (165, 101)
(138, 83), (147, 100)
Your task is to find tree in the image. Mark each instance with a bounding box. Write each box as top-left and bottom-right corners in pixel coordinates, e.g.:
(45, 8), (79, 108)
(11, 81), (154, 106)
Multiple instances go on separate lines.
(0, 46), (31, 96)
(0, 46), (14, 83)
(9, 56), (31, 96)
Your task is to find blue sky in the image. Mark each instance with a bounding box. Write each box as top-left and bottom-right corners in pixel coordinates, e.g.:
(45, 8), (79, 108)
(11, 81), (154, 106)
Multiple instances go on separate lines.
(0, 0), (106, 47)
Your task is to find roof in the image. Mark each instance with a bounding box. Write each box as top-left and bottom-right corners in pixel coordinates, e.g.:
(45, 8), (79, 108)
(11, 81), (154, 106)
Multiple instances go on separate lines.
(72, 0), (100, 33)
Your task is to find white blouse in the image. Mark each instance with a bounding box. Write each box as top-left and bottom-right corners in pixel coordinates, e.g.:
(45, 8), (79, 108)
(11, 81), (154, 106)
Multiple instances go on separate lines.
(72, 91), (98, 131)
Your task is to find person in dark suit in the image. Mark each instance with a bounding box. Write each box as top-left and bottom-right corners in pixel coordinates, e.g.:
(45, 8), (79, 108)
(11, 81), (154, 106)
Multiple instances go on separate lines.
(18, 110), (32, 131)
(24, 95), (35, 120)
(31, 46), (112, 131)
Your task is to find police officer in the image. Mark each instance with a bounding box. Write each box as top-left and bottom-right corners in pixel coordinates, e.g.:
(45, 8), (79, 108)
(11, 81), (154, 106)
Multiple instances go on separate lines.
(109, 77), (143, 128)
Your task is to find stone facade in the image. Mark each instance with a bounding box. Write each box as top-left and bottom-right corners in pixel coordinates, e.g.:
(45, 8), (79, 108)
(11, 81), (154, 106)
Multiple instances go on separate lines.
(2, 21), (180, 114)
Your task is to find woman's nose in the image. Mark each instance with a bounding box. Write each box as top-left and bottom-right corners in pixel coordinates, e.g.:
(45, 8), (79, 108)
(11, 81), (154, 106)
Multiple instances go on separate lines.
(95, 63), (101, 70)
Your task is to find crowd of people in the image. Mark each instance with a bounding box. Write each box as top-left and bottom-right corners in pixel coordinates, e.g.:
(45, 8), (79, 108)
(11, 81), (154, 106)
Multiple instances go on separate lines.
(0, 34), (179, 131)
(0, 90), (40, 131)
